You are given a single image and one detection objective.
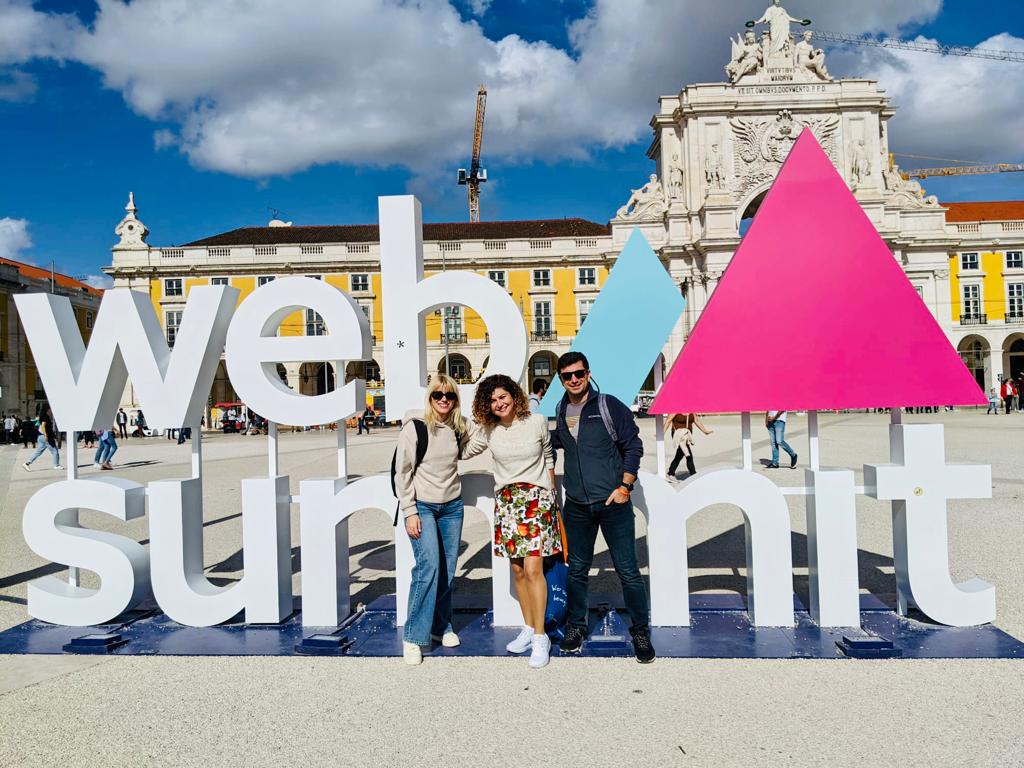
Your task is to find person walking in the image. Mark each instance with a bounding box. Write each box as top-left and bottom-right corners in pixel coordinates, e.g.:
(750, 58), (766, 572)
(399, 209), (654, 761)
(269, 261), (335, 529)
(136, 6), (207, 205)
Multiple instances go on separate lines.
(666, 413), (713, 481)
(94, 428), (118, 470)
(765, 410), (798, 469)
(529, 378), (548, 413)
(549, 352), (653, 663)
(23, 406), (62, 471)
(471, 373), (561, 669)
(134, 409), (148, 437)
(358, 404), (375, 435)
(116, 408), (129, 439)
(395, 374), (480, 666)
(987, 387), (1001, 415)
(6, 414), (20, 446)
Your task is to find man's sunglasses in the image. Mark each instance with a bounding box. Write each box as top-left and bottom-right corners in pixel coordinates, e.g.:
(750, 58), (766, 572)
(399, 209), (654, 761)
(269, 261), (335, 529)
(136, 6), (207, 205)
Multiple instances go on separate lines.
(430, 391), (458, 402)
(560, 370), (589, 382)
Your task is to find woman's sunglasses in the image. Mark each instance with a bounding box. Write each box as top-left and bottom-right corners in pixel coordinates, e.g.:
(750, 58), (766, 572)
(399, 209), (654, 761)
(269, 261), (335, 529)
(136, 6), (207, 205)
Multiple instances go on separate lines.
(430, 391), (458, 402)
(560, 370), (588, 382)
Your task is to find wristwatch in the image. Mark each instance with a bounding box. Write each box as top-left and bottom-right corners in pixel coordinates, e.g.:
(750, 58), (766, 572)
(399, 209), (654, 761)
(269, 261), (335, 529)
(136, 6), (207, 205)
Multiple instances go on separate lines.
(619, 481), (635, 493)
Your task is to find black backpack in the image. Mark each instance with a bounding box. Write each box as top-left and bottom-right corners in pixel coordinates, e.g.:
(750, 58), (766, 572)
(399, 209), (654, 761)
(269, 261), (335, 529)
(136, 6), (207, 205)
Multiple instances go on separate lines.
(389, 419), (463, 526)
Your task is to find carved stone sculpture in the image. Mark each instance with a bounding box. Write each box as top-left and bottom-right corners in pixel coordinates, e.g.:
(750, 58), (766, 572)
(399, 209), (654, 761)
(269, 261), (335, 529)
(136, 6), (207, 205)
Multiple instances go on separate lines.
(669, 155), (684, 200)
(883, 163), (940, 208)
(705, 144), (726, 192)
(726, 31), (763, 83)
(616, 174), (667, 220)
(795, 31), (830, 80)
(747, 0), (810, 56)
(730, 111), (839, 197)
(850, 139), (872, 189)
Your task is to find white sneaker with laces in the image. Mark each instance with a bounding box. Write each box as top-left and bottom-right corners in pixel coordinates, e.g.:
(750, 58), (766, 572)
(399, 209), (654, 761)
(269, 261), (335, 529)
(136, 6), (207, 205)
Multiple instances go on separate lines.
(402, 641), (422, 666)
(430, 631), (461, 647)
(505, 626), (534, 654)
(528, 634), (551, 669)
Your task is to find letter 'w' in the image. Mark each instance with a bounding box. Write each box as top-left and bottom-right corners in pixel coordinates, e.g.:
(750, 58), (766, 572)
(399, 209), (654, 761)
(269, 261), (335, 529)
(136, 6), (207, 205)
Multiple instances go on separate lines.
(15, 287), (238, 431)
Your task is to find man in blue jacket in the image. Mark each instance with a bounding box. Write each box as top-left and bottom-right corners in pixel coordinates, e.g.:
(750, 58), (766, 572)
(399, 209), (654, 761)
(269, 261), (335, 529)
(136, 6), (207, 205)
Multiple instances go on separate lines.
(550, 351), (654, 663)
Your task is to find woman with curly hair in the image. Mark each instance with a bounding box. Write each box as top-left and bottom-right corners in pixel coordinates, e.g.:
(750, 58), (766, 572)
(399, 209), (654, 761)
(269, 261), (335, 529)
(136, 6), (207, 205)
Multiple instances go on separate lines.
(471, 373), (561, 669)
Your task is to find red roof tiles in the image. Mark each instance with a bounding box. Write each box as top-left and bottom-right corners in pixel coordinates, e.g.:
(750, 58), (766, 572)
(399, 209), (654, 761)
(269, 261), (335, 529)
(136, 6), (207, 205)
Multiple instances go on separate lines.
(942, 201), (1024, 223)
(0, 257), (103, 296)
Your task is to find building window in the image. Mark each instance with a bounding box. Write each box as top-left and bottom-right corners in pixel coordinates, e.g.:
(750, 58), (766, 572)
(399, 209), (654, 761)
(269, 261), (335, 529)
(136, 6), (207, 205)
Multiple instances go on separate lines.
(488, 270), (506, 288)
(85, 311), (94, 330)
(352, 273), (370, 292)
(365, 361), (381, 382)
(1007, 251), (1023, 270)
(578, 267), (596, 286)
(579, 298), (594, 327)
(166, 311), (183, 347)
(533, 356), (551, 378)
(533, 269), (551, 288)
(164, 278), (183, 297)
(914, 286), (924, 300)
(257, 275), (275, 286)
(534, 301), (552, 336)
(447, 357), (468, 379)
(210, 277), (229, 287)
(1009, 283), (1024, 317)
(960, 253), (979, 271)
(442, 306), (464, 342)
(962, 284), (981, 317)
(306, 308), (326, 336)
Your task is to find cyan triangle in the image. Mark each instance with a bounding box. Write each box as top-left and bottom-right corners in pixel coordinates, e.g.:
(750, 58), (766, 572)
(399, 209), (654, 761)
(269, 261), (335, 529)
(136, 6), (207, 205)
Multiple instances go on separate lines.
(540, 228), (685, 416)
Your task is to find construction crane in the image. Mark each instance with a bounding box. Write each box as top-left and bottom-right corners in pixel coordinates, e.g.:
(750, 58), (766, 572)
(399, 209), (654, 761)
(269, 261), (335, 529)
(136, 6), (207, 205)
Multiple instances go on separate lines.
(890, 153), (1024, 180)
(812, 30), (1024, 64)
(457, 85), (488, 223)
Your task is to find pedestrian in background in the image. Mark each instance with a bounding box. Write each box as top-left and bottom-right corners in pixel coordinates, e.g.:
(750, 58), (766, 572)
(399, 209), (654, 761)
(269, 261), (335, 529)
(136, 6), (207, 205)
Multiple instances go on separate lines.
(765, 410), (797, 469)
(116, 407), (128, 439)
(529, 378), (548, 413)
(1001, 378), (1015, 415)
(987, 387), (1001, 415)
(94, 428), (118, 470)
(666, 412), (713, 481)
(20, 416), (37, 448)
(23, 405), (61, 471)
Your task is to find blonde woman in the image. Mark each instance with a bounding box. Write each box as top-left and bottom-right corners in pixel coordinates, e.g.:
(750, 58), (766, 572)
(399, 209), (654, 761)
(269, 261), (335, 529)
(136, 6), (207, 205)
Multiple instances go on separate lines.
(394, 374), (480, 665)
(471, 374), (561, 669)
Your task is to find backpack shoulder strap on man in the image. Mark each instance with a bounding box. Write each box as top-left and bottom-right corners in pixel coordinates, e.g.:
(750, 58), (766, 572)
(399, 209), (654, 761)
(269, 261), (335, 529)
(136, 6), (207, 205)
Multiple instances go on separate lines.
(597, 393), (619, 444)
(390, 419), (429, 526)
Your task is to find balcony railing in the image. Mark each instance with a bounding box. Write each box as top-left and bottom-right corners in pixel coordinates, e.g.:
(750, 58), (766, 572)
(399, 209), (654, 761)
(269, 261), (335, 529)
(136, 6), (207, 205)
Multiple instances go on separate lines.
(531, 330), (556, 341)
(1006, 312), (1024, 325)
(960, 314), (987, 326)
(440, 333), (467, 344)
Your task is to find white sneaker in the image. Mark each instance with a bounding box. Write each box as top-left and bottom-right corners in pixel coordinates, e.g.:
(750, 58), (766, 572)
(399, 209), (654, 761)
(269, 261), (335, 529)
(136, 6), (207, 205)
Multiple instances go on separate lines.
(93, 463), (102, 469)
(53, 465), (64, 470)
(506, 626), (534, 654)
(402, 641), (422, 666)
(22, 462), (31, 472)
(528, 634), (551, 669)
(430, 631), (461, 647)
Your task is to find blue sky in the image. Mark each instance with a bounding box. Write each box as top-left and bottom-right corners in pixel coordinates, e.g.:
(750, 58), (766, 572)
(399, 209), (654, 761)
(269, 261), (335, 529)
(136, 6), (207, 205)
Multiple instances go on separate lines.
(0, 0), (1022, 283)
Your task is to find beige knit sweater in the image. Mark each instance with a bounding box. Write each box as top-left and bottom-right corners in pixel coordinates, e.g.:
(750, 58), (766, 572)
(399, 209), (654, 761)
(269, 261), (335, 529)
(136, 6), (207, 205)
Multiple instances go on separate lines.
(394, 413), (483, 517)
(480, 412), (555, 491)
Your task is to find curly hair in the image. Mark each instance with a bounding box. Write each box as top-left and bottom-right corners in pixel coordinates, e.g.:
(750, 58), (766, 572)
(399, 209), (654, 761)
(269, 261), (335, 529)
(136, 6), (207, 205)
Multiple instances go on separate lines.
(472, 374), (530, 425)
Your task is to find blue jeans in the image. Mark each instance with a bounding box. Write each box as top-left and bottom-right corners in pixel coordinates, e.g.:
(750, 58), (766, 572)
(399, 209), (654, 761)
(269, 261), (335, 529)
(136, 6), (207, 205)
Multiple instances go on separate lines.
(95, 433), (118, 464)
(27, 435), (59, 467)
(768, 420), (796, 465)
(405, 498), (464, 646)
(563, 498), (650, 630)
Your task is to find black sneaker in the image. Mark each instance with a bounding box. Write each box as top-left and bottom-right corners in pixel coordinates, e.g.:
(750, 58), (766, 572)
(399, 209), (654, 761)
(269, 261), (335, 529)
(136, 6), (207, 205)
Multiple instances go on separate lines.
(559, 625), (586, 654)
(766, 463), (779, 469)
(630, 626), (656, 664)
(790, 453), (798, 469)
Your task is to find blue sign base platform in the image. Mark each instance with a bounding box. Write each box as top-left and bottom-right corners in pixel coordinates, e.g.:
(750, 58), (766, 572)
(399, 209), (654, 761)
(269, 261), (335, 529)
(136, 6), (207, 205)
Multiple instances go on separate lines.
(1, 594), (1021, 659)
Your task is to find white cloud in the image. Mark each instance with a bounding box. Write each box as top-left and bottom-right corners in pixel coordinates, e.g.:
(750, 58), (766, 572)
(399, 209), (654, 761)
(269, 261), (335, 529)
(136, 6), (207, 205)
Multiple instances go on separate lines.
(839, 33), (1024, 163)
(467, 0), (492, 16)
(0, 0), (82, 101)
(82, 273), (114, 290)
(0, 217), (32, 261)
(11, 0), (1020, 186)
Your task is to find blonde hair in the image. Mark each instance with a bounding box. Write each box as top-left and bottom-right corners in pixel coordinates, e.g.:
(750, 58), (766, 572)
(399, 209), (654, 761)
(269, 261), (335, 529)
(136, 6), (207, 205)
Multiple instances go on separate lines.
(424, 374), (467, 434)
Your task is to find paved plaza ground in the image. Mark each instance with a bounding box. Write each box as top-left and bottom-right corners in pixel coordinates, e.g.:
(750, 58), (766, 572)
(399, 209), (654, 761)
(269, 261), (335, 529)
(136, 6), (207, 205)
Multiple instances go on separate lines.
(0, 410), (1022, 767)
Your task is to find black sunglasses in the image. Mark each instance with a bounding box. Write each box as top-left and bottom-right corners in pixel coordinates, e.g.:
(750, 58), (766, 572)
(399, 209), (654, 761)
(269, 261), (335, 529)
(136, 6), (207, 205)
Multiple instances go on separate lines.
(430, 391), (458, 402)
(560, 369), (589, 382)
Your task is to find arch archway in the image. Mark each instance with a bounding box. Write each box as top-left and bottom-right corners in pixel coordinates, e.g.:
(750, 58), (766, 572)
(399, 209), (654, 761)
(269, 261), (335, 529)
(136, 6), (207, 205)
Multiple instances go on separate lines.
(738, 185), (770, 237)
(527, 351), (558, 393)
(345, 359), (382, 385)
(1005, 334), (1024, 380)
(438, 354), (471, 383)
(957, 335), (990, 390)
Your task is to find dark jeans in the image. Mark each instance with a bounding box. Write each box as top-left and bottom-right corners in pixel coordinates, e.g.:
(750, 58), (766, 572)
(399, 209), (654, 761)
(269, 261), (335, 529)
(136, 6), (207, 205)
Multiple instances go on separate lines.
(563, 497), (649, 630)
(1006, 396), (1014, 415)
(668, 447), (695, 477)
(118, 424), (128, 439)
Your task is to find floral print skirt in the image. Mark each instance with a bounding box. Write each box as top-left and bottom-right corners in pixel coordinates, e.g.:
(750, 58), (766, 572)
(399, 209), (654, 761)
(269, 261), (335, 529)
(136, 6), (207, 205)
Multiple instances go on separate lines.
(494, 482), (562, 559)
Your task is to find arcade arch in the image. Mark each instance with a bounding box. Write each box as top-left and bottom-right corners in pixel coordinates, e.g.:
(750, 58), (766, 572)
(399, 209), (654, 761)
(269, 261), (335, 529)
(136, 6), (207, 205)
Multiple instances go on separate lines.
(957, 336), (990, 390)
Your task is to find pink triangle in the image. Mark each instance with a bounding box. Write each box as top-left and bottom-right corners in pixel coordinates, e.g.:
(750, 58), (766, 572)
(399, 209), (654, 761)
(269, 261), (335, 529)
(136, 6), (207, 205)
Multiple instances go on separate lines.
(651, 129), (986, 414)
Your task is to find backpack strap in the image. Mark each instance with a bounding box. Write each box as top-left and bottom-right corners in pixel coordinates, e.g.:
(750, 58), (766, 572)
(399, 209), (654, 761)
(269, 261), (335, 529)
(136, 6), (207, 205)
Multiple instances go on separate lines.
(597, 394), (619, 444)
(391, 419), (430, 526)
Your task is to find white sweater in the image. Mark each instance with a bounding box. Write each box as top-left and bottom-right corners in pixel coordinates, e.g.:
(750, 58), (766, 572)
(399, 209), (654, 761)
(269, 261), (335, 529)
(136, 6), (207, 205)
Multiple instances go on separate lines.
(480, 412), (555, 491)
(394, 414), (482, 517)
